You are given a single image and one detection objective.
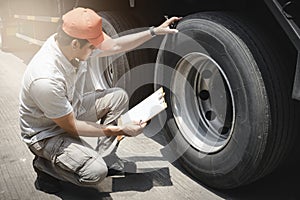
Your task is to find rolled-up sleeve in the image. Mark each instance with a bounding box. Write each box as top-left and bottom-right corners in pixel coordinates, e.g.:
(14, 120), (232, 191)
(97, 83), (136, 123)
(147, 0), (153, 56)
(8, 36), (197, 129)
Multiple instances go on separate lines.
(29, 78), (73, 119)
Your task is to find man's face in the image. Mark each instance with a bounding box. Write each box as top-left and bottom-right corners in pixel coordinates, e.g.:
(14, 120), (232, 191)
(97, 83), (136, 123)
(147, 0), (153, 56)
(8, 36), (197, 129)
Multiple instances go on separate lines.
(76, 42), (96, 61)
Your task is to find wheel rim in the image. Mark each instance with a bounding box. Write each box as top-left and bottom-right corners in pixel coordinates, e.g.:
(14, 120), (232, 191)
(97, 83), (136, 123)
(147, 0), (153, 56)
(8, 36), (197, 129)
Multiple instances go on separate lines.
(170, 52), (235, 153)
(89, 56), (115, 89)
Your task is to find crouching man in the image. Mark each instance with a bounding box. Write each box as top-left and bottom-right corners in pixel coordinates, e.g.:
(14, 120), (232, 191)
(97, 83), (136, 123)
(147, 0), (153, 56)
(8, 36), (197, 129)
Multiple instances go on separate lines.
(19, 7), (180, 193)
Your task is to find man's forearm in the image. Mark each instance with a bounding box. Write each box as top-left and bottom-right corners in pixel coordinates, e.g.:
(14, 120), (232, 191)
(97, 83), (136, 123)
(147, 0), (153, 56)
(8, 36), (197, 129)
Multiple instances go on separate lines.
(98, 29), (153, 57)
(53, 112), (146, 138)
(113, 29), (153, 52)
(74, 120), (122, 137)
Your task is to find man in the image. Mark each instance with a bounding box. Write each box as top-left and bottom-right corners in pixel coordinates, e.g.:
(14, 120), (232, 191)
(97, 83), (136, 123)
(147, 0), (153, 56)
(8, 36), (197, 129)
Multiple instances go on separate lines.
(19, 7), (180, 193)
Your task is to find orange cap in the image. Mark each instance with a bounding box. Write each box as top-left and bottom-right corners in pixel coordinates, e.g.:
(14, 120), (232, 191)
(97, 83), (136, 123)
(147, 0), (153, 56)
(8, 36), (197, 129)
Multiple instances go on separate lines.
(62, 7), (110, 47)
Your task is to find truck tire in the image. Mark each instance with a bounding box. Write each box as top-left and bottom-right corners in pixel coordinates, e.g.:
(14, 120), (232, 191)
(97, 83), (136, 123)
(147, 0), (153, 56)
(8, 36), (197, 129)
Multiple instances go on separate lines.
(155, 12), (298, 189)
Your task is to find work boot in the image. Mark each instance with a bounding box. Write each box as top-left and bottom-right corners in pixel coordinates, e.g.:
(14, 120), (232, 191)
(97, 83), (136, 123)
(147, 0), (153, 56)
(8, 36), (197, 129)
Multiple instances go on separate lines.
(32, 155), (62, 194)
(104, 154), (137, 177)
(34, 166), (62, 194)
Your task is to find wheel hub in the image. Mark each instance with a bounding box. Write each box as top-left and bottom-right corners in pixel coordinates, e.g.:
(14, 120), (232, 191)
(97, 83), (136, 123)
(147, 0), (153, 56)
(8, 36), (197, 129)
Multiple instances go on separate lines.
(170, 52), (235, 153)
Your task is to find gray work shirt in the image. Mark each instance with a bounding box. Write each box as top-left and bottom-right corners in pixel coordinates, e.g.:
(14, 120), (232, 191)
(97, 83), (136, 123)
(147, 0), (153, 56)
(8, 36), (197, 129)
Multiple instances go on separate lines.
(19, 34), (102, 145)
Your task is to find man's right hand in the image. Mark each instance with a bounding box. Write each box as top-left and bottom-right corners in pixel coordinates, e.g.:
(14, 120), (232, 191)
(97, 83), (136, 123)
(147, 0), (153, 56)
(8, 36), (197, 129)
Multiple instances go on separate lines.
(119, 121), (147, 137)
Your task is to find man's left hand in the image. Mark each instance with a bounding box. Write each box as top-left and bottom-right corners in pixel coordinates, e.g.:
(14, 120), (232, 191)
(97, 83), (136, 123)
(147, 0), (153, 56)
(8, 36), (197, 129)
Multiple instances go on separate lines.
(154, 16), (182, 35)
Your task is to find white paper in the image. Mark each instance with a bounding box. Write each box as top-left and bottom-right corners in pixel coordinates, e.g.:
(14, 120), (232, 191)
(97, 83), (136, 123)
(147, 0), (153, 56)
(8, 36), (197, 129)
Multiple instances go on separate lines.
(118, 87), (167, 125)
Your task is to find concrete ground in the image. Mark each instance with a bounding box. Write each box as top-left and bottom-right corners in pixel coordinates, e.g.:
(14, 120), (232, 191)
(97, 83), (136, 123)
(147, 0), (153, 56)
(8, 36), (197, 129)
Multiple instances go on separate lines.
(0, 47), (299, 200)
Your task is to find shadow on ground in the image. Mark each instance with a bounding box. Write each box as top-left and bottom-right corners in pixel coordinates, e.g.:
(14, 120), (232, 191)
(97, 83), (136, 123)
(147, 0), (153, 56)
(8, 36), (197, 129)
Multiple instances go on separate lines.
(38, 168), (172, 200)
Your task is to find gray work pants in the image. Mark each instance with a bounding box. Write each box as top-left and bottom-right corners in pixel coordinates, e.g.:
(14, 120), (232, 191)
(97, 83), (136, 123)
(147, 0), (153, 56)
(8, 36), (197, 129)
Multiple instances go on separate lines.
(29, 87), (128, 187)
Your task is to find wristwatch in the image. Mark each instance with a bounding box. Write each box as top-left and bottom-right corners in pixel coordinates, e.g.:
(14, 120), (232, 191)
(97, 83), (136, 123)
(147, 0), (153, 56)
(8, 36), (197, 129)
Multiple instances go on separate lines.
(149, 26), (156, 37)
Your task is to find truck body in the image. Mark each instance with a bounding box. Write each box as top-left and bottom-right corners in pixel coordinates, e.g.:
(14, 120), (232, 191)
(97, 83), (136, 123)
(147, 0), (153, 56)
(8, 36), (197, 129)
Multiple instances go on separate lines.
(1, 0), (299, 189)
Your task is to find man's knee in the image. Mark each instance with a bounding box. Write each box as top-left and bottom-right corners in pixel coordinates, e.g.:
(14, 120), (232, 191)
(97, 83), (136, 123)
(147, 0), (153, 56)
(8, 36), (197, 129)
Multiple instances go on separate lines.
(106, 87), (129, 114)
(78, 157), (108, 185)
(95, 87), (129, 124)
(112, 87), (129, 107)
